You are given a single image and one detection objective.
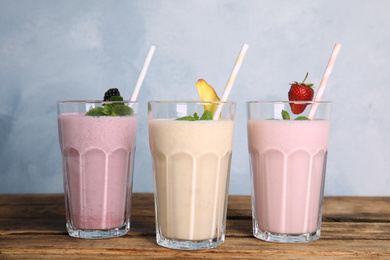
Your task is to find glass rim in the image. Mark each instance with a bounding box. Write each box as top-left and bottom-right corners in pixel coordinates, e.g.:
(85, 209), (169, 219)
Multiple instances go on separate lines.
(246, 101), (331, 104)
(148, 101), (235, 104)
(57, 100), (138, 104)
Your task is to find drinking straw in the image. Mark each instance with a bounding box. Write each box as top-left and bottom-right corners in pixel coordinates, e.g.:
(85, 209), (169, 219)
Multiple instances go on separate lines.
(213, 43), (249, 120)
(130, 45), (156, 101)
(308, 43), (341, 119)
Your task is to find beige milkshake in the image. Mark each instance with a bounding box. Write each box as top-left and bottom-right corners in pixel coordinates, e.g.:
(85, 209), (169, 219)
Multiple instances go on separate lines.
(149, 119), (234, 242)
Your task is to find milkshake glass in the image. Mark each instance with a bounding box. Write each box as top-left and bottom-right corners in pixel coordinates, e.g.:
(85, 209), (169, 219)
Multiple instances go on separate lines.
(57, 100), (138, 239)
(148, 101), (235, 250)
(247, 101), (331, 243)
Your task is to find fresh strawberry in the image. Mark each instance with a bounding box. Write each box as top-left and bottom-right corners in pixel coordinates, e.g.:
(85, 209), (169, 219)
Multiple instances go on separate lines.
(288, 73), (314, 114)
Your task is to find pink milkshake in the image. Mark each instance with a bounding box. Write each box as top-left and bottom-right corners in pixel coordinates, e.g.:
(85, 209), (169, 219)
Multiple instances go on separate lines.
(57, 100), (138, 239)
(247, 101), (331, 243)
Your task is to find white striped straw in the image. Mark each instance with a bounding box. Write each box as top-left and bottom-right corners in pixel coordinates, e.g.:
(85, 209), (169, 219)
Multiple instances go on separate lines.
(213, 43), (249, 120)
(130, 45), (156, 102)
(308, 43), (341, 119)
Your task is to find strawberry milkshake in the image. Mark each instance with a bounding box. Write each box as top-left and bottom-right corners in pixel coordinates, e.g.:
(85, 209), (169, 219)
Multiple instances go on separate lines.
(57, 98), (138, 239)
(247, 101), (331, 243)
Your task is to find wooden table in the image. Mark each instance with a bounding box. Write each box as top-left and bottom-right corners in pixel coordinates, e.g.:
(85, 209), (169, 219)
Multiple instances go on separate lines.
(1, 194), (389, 259)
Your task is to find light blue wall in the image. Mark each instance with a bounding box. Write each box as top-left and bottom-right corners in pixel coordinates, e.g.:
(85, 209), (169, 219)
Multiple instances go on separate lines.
(1, 0), (389, 195)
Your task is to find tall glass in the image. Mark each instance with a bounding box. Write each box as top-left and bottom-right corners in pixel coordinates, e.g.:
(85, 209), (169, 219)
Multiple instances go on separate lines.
(57, 100), (138, 239)
(148, 101), (235, 250)
(247, 101), (331, 243)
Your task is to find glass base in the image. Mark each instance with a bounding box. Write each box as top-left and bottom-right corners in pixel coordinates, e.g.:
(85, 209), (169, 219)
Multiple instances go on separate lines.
(66, 222), (130, 239)
(253, 224), (321, 243)
(156, 231), (224, 250)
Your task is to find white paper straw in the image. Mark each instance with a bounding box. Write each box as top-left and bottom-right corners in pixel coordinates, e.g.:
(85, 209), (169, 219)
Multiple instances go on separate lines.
(130, 45), (156, 102)
(308, 43), (341, 119)
(213, 43), (249, 120)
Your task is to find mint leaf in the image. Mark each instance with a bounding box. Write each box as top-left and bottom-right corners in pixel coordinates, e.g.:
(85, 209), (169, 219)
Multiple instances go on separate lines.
(200, 110), (213, 120)
(86, 95), (133, 116)
(104, 96), (133, 116)
(295, 116), (310, 120)
(109, 96), (123, 102)
(85, 107), (105, 116)
(176, 112), (202, 121)
(176, 115), (197, 121)
(176, 111), (214, 121)
(102, 103), (114, 115)
(110, 97), (133, 116)
(281, 110), (290, 120)
(113, 104), (134, 116)
(193, 112), (199, 120)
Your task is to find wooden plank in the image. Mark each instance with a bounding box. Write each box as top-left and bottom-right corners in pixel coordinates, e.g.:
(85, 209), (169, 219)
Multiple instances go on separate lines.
(1, 221), (389, 241)
(0, 217), (156, 236)
(323, 196), (390, 223)
(1, 195), (389, 230)
(226, 195), (390, 221)
(1, 195), (390, 237)
(1, 234), (390, 259)
(1, 194), (389, 258)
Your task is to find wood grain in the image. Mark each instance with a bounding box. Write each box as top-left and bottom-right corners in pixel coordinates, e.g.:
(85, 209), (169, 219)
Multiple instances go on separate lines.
(0, 194), (389, 259)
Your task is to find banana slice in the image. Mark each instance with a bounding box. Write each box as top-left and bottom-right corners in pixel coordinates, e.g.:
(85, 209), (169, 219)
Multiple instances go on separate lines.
(196, 79), (220, 114)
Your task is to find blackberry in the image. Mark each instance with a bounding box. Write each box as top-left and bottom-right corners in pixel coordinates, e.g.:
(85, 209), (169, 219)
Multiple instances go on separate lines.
(103, 88), (121, 101)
